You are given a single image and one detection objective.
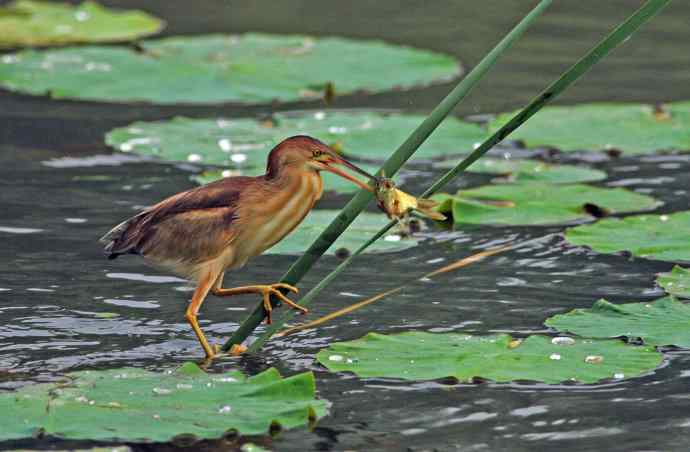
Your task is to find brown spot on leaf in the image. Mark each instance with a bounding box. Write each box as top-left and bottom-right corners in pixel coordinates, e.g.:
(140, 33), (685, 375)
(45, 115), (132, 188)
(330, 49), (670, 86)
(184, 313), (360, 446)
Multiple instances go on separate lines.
(653, 103), (671, 121)
(335, 247), (351, 259)
(323, 81), (335, 105)
(582, 202), (610, 218)
(605, 148), (623, 158)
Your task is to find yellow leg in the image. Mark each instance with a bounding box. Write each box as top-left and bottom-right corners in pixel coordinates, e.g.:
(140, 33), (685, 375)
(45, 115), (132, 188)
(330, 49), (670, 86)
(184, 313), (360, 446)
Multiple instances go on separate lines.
(185, 273), (218, 359)
(212, 281), (306, 324)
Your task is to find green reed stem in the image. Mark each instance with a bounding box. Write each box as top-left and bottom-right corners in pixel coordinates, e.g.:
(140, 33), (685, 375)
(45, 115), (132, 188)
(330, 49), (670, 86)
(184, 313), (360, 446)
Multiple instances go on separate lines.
(242, 0), (672, 353)
(222, 0), (553, 352)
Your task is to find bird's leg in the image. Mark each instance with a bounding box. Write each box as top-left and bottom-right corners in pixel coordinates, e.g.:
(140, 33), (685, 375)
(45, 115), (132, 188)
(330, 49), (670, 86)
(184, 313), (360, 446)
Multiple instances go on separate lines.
(185, 273), (218, 359)
(211, 279), (305, 324)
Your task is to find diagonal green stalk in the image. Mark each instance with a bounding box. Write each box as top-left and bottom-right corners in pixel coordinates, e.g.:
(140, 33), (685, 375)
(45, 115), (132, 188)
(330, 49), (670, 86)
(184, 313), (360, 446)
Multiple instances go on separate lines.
(243, 0), (673, 352)
(221, 0), (553, 353)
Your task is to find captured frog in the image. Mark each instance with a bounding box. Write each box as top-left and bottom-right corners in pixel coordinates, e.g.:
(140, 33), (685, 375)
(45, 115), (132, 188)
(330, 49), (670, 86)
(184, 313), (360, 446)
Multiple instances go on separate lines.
(374, 177), (446, 222)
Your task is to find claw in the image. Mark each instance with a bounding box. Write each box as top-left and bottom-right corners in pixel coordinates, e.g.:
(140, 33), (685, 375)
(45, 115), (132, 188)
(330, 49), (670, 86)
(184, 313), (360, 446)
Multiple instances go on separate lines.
(259, 284), (308, 324)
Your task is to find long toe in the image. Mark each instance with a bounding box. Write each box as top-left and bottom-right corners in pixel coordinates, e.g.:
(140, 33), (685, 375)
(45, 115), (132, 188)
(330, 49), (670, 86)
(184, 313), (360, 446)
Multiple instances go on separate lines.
(271, 283), (299, 294)
(271, 288), (309, 314)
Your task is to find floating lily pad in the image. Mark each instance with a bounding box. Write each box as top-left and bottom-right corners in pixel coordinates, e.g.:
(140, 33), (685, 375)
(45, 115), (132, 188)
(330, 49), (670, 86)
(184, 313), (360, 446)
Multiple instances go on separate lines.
(0, 33), (460, 104)
(0, 0), (164, 48)
(0, 363), (327, 441)
(488, 103), (690, 155)
(545, 297), (690, 348)
(268, 210), (418, 255)
(432, 183), (659, 226)
(106, 111), (485, 168)
(317, 331), (661, 384)
(565, 211), (690, 262)
(657, 266), (690, 298)
(434, 158), (607, 183)
(191, 166), (380, 195)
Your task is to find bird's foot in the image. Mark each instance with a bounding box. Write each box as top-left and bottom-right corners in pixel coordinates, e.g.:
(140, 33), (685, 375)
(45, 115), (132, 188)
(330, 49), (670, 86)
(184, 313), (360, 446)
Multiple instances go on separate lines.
(201, 344), (247, 364)
(258, 283), (307, 324)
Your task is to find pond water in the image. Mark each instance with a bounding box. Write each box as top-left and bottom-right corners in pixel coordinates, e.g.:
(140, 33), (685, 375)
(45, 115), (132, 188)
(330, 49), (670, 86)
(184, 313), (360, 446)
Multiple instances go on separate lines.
(2, 0), (690, 450)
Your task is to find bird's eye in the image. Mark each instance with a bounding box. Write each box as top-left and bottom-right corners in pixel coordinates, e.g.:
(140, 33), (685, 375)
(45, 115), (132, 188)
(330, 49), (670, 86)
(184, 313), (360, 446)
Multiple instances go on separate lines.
(311, 150), (323, 158)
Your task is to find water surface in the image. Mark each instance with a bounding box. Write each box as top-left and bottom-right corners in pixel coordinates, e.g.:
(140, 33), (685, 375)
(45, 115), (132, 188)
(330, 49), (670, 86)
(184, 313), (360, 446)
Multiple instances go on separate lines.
(2, 1), (690, 450)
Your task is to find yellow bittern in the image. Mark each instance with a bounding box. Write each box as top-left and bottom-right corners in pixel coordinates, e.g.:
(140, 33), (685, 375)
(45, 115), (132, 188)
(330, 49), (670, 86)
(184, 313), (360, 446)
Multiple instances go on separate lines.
(100, 136), (376, 358)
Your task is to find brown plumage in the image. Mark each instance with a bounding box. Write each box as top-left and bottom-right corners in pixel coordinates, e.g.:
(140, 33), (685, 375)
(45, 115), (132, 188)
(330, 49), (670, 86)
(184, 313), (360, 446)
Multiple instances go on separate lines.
(101, 135), (375, 358)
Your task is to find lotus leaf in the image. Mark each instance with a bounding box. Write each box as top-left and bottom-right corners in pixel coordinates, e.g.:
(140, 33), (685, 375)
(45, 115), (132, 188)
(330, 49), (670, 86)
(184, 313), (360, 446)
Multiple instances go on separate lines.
(267, 210), (419, 255)
(433, 183), (659, 226)
(317, 331), (661, 384)
(565, 211), (690, 262)
(434, 158), (606, 183)
(488, 103), (690, 155)
(0, 363), (327, 441)
(0, 34), (460, 104)
(545, 297), (690, 348)
(657, 266), (690, 299)
(105, 111), (485, 166)
(0, 0), (163, 48)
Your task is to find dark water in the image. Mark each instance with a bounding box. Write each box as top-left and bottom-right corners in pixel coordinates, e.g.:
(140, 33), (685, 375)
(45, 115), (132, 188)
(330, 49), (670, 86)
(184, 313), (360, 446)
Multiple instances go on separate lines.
(2, 1), (690, 451)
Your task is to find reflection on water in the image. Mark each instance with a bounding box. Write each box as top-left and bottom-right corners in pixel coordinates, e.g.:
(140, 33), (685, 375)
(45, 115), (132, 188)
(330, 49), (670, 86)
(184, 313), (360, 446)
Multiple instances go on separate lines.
(2, 1), (690, 450)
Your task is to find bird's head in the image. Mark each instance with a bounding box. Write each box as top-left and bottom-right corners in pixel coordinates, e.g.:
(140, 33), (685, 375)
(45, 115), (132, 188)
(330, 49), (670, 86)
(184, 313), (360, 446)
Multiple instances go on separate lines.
(267, 135), (376, 190)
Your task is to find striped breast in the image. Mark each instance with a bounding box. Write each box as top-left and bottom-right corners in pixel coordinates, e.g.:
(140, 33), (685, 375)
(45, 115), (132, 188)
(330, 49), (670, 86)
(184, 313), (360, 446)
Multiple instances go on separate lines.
(232, 171), (323, 265)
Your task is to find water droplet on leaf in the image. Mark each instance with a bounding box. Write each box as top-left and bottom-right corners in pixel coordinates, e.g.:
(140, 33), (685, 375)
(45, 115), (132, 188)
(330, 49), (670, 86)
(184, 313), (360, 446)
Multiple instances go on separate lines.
(585, 355), (604, 364)
(551, 337), (576, 346)
(231, 154), (247, 164)
(152, 387), (172, 395)
(218, 138), (232, 152)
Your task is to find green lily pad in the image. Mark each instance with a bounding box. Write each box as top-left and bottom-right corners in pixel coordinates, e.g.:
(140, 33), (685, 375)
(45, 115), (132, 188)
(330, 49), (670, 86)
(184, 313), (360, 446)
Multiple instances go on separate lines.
(488, 103), (690, 155)
(0, 0), (164, 48)
(0, 363), (327, 441)
(191, 166), (380, 195)
(106, 111), (485, 167)
(268, 210), (417, 255)
(565, 211), (690, 262)
(545, 297), (690, 348)
(317, 331), (661, 384)
(432, 183), (659, 226)
(657, 266), (690, 298)
(0, 33), (460, 104)
(434, 158), (607, 183)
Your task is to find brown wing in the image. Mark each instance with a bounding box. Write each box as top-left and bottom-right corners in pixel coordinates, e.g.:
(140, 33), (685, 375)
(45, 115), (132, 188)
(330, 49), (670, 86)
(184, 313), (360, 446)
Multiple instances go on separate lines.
(100, 176), (256, 263)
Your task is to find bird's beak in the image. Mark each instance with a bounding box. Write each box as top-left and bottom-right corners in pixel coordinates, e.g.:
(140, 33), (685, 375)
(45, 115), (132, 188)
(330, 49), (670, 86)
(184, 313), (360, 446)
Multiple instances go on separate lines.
(319, 155), (377, 192)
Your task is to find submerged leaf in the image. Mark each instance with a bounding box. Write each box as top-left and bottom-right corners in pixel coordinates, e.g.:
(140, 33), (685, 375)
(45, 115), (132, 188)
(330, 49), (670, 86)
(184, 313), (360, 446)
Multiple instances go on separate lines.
(488, 103), (690, 155)
(565, 211), (690, 262)
(433, 183), (659, 226)
(434, 158), (607, 184)
(267, 210), (419, 255)
(316, 331), (661, 384)
(0, 0), (163, 48)
(545, 297), (690, 348)
(106, 111), (485, 168)
(0, 33), (460, 104)
(657, 266), (690, 299)
(0, 364), (327, 441)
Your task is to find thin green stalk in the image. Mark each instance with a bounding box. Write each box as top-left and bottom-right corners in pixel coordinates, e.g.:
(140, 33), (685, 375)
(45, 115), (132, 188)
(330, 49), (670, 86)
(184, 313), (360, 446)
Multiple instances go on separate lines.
(221, 0), (553, 352)
(245, 0), (672, 352)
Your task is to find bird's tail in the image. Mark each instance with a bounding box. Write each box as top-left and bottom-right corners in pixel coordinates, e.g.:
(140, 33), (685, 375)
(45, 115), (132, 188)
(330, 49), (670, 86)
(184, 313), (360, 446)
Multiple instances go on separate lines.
(99, 213), (146, 259)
